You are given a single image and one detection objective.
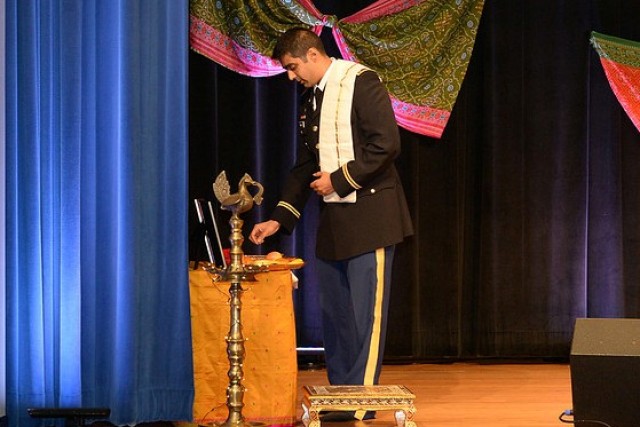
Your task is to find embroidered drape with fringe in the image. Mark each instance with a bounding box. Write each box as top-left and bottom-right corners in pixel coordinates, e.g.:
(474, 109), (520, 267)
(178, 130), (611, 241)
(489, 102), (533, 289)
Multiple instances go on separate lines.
(189, 0), (485, 138)
(591, 31), (640, 133)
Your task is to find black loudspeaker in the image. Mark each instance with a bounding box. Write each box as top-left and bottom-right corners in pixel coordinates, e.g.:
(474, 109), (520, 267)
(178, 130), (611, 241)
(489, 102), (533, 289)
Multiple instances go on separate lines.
(570, 318), (640, 427)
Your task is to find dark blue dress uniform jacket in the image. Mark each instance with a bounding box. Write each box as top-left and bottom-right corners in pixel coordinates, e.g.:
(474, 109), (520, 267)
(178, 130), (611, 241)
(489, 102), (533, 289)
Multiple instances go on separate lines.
(271, 69), (413, 261)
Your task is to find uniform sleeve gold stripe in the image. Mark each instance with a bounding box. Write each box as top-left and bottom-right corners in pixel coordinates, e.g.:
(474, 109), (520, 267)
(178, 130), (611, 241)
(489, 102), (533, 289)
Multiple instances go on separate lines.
(277, 201), (300, 219)
(342, 164), (362, 190)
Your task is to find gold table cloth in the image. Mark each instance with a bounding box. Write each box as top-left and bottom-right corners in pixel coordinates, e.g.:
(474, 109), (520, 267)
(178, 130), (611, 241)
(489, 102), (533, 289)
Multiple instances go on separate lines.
(189, 268), (298, 426)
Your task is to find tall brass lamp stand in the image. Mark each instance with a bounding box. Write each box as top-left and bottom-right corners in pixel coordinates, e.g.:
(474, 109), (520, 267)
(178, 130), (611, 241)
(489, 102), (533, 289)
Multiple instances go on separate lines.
(207, 171), (267, 427)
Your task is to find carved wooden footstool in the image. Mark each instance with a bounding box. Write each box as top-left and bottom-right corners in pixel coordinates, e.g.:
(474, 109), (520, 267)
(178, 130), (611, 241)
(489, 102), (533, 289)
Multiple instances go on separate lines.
(301, 385), (417, 427)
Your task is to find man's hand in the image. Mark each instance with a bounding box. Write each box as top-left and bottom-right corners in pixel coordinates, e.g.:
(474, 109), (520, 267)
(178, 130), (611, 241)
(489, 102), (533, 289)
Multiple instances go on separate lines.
(249, 220), (281, 245)
(310, 171), (334, 196)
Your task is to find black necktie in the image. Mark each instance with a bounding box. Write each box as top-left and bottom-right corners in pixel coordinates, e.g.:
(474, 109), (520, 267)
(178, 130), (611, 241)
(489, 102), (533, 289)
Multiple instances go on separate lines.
(313, 88), (323, 111)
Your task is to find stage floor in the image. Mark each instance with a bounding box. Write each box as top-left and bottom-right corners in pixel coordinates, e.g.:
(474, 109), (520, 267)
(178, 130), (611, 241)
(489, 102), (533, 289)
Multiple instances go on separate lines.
(295, 363), (572, 427)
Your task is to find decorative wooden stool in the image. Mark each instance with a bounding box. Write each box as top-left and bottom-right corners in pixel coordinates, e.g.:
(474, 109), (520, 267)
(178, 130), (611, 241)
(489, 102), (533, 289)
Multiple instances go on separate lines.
(301, 385), (417, 427)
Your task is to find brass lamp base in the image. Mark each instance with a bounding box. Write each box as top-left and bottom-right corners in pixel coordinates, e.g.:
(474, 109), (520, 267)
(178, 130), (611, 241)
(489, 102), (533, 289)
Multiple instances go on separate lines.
(213, 420), (266, 427)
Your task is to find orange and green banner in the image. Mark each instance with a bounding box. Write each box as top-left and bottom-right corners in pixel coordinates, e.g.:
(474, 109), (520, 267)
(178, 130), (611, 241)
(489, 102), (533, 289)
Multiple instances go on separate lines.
(591, 31), (640, 133)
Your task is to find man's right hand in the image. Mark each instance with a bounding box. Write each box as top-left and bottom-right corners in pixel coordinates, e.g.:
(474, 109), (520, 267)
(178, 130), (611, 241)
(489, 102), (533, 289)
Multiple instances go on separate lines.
(249, 220), (281, 245)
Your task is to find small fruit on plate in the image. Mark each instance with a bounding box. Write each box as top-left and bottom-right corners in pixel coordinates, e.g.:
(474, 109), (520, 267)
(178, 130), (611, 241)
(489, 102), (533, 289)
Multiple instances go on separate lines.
(266, 251), (284, 260)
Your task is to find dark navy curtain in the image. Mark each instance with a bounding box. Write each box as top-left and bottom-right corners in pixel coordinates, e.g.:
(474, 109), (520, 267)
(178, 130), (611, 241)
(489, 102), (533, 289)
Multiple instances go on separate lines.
(6, 1), (193, 426)
(189, 0), (640, 360)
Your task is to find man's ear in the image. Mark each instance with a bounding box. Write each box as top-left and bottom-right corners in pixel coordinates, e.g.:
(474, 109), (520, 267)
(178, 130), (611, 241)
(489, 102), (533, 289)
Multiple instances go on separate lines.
(307, 47), (319, 62)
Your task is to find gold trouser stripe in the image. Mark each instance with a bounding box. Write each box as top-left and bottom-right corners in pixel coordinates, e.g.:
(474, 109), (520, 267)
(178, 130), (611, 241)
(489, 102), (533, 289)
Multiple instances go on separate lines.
(355, 247), (385, 421)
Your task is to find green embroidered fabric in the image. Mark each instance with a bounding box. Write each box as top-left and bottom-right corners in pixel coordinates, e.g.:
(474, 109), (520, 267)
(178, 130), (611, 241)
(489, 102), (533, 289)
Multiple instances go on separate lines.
(189, 0), (318, 53)
(190, 0), (485, 137)
(590, 31), (640, 133)
(338, 0), (484, 111)
(591, 31), (640, 68)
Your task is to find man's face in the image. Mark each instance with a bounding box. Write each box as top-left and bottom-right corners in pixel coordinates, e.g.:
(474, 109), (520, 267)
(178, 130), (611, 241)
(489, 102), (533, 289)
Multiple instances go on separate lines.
(280, 49), (321, 88)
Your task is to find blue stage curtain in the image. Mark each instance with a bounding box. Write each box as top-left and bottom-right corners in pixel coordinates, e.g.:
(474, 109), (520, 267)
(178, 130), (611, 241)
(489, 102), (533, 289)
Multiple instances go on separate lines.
(5, 1), (193, 426)
(0, 0), (6, 421)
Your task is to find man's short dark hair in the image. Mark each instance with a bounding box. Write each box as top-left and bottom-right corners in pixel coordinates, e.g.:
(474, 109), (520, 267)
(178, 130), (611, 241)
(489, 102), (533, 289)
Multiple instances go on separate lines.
(272, 27), (326, 61)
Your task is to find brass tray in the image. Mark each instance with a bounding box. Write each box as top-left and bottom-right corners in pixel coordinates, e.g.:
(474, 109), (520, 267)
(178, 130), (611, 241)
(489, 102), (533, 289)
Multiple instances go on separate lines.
(244, 255), (304, 271)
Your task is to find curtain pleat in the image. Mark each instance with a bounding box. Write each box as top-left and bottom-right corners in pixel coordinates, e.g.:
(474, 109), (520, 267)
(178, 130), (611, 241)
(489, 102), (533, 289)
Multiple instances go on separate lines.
(6, 1), (193, 426)
(0, 0), (6, 419)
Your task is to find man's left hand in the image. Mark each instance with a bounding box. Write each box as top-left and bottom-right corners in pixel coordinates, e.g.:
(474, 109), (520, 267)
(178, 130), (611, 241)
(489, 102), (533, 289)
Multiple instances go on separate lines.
(311, 171), (334, 196)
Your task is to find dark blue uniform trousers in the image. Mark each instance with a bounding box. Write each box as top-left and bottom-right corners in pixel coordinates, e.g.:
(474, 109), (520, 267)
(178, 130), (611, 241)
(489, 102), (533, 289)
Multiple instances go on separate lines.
(317, 246), (395, 388)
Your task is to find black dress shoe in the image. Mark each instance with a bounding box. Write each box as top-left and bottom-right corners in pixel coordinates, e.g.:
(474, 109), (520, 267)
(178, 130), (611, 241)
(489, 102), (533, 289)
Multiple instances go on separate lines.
(359, 411), (376, 420)
(320, 411), (376, 422)
(320, 411), (356, 422)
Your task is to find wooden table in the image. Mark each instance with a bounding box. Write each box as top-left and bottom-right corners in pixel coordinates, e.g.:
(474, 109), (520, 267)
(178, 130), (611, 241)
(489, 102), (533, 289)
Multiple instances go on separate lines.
(188, 268), (298, 426)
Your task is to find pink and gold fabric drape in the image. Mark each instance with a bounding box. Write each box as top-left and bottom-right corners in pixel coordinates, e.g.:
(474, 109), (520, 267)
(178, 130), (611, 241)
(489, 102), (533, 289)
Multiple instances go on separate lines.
(591, 31), (640, 134)
(189, 0), (485, 138)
